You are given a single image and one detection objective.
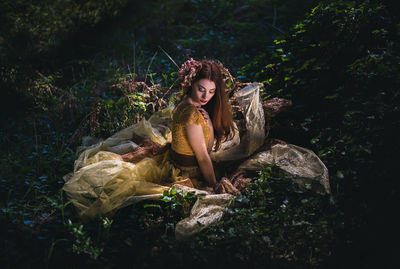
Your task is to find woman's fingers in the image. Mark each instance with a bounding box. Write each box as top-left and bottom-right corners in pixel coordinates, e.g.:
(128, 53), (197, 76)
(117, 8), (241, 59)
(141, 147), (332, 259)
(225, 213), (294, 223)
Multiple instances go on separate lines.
(197, 108), (209, 121)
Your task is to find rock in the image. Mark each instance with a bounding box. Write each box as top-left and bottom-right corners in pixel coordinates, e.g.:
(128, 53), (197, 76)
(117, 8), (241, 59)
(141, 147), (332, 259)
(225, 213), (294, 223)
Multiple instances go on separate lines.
(263, 97), (292, 121)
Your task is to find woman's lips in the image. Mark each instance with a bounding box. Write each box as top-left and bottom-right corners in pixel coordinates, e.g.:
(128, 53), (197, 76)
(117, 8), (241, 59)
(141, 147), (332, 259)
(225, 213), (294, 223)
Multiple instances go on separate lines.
(201, 100), (207, 104)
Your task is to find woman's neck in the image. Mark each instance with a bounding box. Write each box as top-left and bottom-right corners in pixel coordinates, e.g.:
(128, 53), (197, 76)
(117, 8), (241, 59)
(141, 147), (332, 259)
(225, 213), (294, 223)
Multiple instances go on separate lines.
(183, 97), (201, 108)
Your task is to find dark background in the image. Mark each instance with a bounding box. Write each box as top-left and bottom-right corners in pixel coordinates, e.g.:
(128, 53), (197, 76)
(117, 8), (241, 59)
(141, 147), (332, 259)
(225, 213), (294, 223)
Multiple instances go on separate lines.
(0, 0), (399, 268)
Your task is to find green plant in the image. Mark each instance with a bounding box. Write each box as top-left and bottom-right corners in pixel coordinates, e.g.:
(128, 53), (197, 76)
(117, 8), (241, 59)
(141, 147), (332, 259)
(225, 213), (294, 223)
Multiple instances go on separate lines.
(160, 185), (197, 218)
(166, 166), (338, 267)
(43, 189), (73, 223)
(240, 0), (399, 265)
(66, 219), (103, 260)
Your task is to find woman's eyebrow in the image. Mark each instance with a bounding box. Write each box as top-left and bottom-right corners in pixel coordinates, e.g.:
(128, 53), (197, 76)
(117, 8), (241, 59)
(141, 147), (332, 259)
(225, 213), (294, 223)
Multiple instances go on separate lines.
(199, 85), (216, 91)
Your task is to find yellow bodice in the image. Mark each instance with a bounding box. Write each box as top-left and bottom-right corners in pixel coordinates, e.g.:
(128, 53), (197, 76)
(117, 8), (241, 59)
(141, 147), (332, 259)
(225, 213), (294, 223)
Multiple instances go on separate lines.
(171, 102), (210, 156)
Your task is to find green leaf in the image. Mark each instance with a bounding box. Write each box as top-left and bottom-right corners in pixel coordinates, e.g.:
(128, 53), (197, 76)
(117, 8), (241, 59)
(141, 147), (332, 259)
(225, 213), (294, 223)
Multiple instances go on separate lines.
(170, 185), (176, 196)
(324, 93), (339, 100)
(143, 204), (161, 209)
(160, 196), (172, 203)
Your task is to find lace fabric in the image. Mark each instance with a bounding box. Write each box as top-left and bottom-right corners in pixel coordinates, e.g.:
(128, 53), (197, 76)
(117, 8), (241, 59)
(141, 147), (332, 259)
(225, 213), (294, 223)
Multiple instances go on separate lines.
(171, 102), (210, 156)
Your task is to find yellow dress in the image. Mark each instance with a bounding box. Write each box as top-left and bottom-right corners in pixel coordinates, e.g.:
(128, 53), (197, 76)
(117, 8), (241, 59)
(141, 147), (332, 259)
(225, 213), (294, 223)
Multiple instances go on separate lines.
(171, 102), (210, 156)
(63, 104), (212, 220)
(169, 102), (211, 184)
(63, 107), (182, 220)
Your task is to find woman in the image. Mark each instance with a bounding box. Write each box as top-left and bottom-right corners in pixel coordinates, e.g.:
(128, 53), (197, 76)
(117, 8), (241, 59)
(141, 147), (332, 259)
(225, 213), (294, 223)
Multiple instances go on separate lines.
(63, 58), (237, 220)
(170, 58), (236, 190)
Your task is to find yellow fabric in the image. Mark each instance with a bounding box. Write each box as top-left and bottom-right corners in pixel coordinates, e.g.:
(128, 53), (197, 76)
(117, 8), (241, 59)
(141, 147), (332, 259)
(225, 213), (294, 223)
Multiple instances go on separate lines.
(73, 107), (174, 173)
(171, 102), (210, 156)
(63, 150), (183, 220)
(63, 108), (185, 220)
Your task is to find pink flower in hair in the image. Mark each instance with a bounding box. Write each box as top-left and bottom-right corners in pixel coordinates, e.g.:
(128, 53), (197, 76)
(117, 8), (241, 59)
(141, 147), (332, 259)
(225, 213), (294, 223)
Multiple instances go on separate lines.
(178, 58), (202, 89)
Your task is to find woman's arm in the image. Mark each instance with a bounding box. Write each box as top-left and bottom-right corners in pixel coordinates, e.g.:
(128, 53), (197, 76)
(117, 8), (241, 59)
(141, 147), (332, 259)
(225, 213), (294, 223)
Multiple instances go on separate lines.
(186, 124), (216, 188)
(207, 124), (214, 152)
(197, 107), (214, 152)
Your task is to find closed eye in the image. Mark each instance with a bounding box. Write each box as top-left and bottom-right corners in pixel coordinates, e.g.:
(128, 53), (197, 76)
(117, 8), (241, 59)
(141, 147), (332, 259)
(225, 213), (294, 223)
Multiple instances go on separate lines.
(199, 85), (216, 94)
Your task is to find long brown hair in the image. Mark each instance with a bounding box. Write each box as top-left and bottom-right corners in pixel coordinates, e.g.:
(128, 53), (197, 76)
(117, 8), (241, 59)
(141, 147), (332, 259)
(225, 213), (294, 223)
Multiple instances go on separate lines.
(182, 59), (235, 150)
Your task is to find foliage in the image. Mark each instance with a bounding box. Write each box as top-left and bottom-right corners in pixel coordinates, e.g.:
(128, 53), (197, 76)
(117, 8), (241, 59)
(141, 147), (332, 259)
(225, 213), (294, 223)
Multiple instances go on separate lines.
(0, 115), (77, 268)
(0, 0), (130, 125)
(160, 186), (198, 219)
(0, 0), (319, 115)
(127, 0), (319, 68)
(2, 0), (398, 268)
(241, 0), (400, 264)
(171, 166), (338, 267)
(89, 70), (180, 138)
(0, 0), (128, 54)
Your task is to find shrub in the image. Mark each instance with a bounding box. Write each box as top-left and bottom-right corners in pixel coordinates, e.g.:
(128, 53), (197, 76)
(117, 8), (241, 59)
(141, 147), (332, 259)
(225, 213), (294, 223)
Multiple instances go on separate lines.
(241, 0), (400, 265)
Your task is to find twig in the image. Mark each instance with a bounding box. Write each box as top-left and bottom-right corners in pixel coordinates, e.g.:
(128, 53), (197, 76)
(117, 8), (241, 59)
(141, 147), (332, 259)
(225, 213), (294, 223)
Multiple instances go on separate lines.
(158, 46), (180, 69)
(266, 6), (284, 33)
(133, 33), (137, 76)
(169, 77), (180, 90)
(266, 23), (284, 34)
(127, 64), (132, 76)
(33, 120), (38, 152)
(65, 110), (96, 148)
(33, 119), (40, 176)
(144, 50), (158, 84)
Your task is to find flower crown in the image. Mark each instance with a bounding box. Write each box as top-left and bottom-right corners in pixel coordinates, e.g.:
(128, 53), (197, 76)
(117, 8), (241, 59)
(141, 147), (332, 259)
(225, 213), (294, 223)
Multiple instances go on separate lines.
(178, 58), (235, 94)
(178, 58), (203, 90)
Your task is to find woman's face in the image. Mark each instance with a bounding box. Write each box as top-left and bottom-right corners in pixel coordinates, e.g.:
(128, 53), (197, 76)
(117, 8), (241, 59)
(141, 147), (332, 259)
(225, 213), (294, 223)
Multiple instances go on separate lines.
(189, 78), (216, 107)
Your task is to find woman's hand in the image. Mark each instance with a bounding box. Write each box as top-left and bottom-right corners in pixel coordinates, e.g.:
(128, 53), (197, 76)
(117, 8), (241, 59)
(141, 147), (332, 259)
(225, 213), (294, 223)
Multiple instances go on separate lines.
(197, 108), (211, 125)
